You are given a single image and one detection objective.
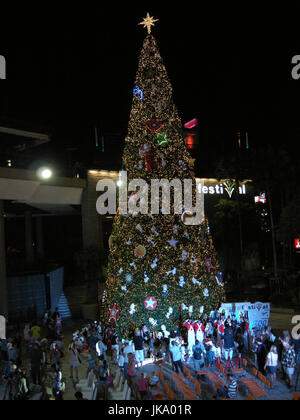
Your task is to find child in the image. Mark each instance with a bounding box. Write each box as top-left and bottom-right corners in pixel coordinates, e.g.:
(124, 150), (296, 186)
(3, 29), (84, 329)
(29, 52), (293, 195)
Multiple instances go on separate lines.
(138, 372), (148, 400)
(118, 349), (125, 377)
(214, 345), (222, 370)
(127, 353), (137, 387)
(206, 345), (215, 368)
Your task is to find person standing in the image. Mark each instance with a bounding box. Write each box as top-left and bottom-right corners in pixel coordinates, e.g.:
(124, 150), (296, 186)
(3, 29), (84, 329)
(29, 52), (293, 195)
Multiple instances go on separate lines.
(30, 322), (41, 341)
(192, 340), (205, 373)
(30, 343), (42, 385)
(69, 342), (81, 381)
(111, 330), (119, 364)
(133, 330), (145, 369)
(138, 372), (148, 400)
(264, 345), (278, 388)
(51, 364), (64, 400)
(170, 341), (184, 374)
(123, 340), (134, 380)
(223, 328), (235, 362)
(281, 341), (296, 388)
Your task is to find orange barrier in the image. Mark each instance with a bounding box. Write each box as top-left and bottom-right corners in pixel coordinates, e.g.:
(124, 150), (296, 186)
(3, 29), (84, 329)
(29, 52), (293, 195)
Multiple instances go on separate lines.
(293, 392), (300, 401)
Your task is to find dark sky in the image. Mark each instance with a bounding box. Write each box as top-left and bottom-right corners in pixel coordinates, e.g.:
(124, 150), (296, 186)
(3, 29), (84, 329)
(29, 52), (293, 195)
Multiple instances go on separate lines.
(1, 4), (300, 154)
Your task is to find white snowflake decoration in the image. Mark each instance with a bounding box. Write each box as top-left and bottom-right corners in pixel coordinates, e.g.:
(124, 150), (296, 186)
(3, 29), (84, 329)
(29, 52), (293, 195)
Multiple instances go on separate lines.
(166, 307), (173, 319)
(144, 273), (150, 283)
(129, 304), (136, 315)
(149, 318), (158, 327)
(151, 258), (158, 269)
(136, 224), (143, 233)
(166, 268), (177, 276)
(179, 276), (185, 288)
(147, 237), (156, 247)
(192, 277), (202, 286)
(151, 226), (159, 236)
(203, 288), (210, 298)
(182, 250), (188, 261)
(130, 262), (137, 270)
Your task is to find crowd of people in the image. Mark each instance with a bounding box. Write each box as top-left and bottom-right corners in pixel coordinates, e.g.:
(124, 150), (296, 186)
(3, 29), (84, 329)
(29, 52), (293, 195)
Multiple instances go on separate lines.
(0, 307), (66, 400)
(1, 310), (300, 400)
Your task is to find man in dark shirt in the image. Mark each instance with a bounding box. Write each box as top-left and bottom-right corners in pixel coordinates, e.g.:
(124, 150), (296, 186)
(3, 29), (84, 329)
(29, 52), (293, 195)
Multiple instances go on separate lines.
(133, 330), (145, 368)
(30, 343), (42, 385)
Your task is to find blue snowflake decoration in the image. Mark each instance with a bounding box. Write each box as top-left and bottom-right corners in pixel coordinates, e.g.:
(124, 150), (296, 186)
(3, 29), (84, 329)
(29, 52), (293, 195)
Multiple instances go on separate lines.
(125, 273), (133, 284)
(133, 86), (144, 100)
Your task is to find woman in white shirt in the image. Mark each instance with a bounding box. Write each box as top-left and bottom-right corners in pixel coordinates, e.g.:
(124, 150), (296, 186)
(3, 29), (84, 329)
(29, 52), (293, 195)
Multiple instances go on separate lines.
(264, 345), (278, 388)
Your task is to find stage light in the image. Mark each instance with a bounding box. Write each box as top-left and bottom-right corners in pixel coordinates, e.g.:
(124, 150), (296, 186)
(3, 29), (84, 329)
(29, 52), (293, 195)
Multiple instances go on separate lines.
(37, 167), (53, 180)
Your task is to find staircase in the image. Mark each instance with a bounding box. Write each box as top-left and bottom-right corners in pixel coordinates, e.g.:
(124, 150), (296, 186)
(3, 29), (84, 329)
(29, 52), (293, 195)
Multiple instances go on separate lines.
(57, 292), (72, 320)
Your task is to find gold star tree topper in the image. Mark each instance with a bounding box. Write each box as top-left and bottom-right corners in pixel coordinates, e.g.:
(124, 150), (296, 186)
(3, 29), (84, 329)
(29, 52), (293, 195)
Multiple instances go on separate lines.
(139, 13), (159, 34)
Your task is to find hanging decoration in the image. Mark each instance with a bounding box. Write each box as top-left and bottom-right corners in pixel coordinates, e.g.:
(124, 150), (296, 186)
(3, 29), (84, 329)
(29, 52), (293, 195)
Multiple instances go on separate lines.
(168, 237), (179, 248)
(108, 274), (116, 286)
(146, 119), (162, 132)
(133, 85), (144, 100)
(139, 144), (158, 173)
(136, 224), (143, 233)
(124, 273), (133, 284)
(151, 258), (158, 269)
(147, 237), (156, 247)
(144, 297), (158, 311)
(149, 318), (158, 327)
(166, 307), (173, 319)
(182, 250), (188, 261)
(151, 226), (159, 237)
(109, 304), (119, 324)
(129, 304), (137, 315)
(179, 277), (185, 288)
(179, 160), (188, 171)
(134, 245), (147, 259)
(204, 258), (215, 274)
(144, 273), (150, 283)
(157, 133), (169, 146)
(162, 285), (168, 297)
(203, 289), (210, 298)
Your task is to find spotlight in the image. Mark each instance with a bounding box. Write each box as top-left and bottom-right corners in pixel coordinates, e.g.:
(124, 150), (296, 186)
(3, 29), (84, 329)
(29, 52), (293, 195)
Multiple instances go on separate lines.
(37, 167), (53, 180)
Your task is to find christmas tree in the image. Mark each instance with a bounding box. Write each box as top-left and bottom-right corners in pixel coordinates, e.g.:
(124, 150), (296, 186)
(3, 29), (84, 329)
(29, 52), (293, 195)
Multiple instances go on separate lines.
(105, 15), (225, 338)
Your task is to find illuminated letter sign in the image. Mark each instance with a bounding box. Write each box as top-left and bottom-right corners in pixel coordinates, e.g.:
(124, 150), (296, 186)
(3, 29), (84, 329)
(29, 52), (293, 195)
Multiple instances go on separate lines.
(295, 239), (300, 250)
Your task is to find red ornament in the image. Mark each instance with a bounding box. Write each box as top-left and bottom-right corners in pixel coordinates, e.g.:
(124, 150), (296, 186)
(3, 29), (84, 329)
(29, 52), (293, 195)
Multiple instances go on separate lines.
(144, 297), (158, 311)
(108, 274), (115, 286)
(204, 259), (215, 274)
(140, 150), (158, 173)
(146, 119), (162, 133)
(109, 304), (119, 323)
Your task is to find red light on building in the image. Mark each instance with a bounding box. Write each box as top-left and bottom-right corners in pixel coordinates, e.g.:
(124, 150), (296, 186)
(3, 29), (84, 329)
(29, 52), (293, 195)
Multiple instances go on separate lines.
(184, 118), (198, 130)
(295, 239), (300, 250)
(186, 133), (197, 150)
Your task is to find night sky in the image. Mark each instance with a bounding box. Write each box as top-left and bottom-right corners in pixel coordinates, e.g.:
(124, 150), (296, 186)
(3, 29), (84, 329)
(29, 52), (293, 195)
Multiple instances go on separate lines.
(1, 5), (300, 157)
